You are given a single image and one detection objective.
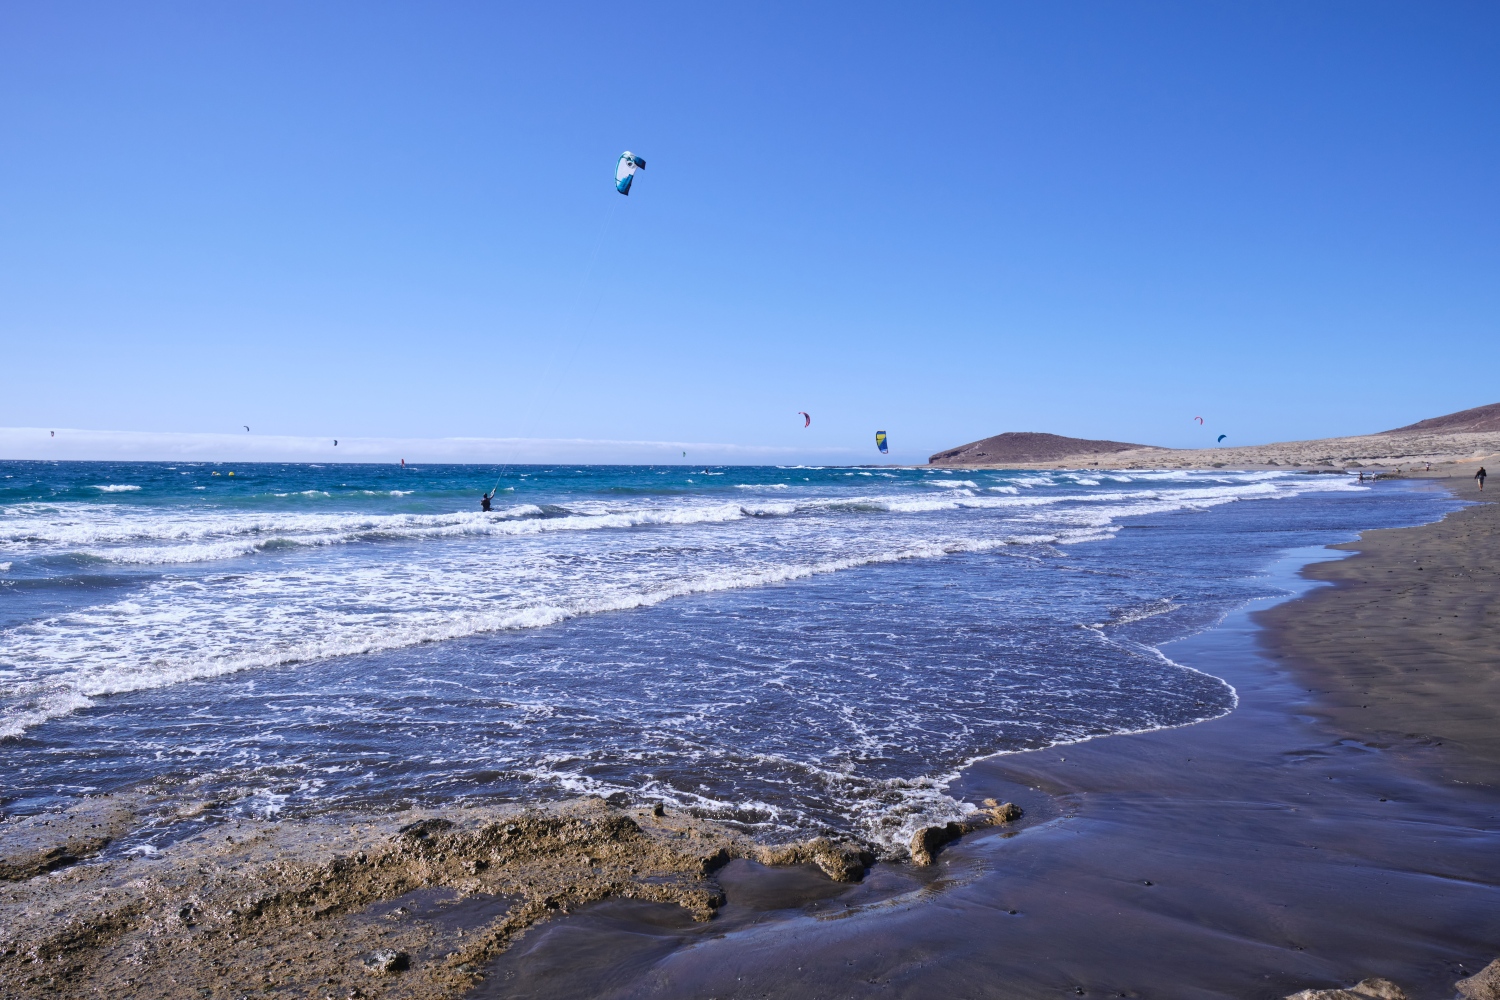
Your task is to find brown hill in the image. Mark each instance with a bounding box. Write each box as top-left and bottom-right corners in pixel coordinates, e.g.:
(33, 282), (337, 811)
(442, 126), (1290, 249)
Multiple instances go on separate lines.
(929, 432), (1148, 466)
(1384, 402), (1500, 435)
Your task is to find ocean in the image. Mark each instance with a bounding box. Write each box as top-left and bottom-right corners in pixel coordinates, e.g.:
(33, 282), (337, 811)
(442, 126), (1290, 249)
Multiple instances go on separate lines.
(0, 461), (1448, 854)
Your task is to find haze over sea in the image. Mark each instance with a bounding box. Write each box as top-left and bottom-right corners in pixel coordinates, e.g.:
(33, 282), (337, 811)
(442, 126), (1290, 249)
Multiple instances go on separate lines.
(0, 461), (1448, 853)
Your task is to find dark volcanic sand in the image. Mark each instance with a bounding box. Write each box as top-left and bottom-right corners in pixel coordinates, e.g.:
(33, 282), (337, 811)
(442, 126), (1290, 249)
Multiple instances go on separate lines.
(1259, 496), (1500, 782)
(482, 492), (1500, 999)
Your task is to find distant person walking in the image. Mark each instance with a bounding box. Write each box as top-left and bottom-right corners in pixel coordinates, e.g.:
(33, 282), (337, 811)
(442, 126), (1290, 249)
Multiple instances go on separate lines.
(1477, 467), (1487, 491)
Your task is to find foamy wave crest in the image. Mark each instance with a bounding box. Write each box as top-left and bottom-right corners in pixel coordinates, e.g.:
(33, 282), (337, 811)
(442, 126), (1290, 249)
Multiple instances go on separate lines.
(93, 484), (142, 492)
(3, 492), (1075, 566)
(0, 467), (1362, 739)
(0, 530), (1070, 739)
(2, 501), (761, 564)
(1088, 598), (1182, 629)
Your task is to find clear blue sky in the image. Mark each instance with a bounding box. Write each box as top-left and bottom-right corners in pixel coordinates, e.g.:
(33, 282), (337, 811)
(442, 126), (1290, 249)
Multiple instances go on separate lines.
(2, 2), (1497, 462)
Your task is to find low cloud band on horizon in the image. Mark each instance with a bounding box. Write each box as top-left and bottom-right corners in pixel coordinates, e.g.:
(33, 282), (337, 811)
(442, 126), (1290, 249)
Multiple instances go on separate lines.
(0, 427), (870, 465)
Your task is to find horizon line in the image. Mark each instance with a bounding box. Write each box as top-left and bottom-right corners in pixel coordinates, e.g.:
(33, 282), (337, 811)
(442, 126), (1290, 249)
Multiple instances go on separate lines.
(0, 426), (880, 465)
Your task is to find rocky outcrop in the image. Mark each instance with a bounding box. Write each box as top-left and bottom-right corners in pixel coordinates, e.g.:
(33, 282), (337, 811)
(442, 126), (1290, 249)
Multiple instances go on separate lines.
(0, 799), (750, 999)
(0, 795), (906, 999)
(1291, 959), (1500, 1000)
(1286, 976), (1406, 1000)
(909, 799), (1022, 866)
(753, 838), (874, 882)
(0, 799), (138, 882)
(1458, 959), (1500, 1000)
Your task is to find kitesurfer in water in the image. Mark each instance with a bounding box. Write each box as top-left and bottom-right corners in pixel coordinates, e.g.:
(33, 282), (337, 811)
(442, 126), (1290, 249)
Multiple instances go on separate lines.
(481, 491), (493, 512)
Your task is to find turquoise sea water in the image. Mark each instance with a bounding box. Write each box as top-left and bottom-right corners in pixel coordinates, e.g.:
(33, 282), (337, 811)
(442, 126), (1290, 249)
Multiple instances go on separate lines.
(0, 461), (1450, 851)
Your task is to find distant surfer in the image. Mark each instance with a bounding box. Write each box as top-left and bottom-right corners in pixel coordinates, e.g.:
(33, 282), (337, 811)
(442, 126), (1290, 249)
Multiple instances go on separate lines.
(481, 491), (493, 512)
(1477, 467), (1487, 491)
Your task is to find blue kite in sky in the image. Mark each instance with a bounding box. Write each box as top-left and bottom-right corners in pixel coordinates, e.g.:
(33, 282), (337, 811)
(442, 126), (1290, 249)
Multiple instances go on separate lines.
(615, 152), (646, 195)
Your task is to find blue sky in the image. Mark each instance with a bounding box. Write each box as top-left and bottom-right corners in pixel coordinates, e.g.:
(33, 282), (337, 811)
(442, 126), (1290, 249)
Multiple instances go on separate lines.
(2, 2), (1497, 463)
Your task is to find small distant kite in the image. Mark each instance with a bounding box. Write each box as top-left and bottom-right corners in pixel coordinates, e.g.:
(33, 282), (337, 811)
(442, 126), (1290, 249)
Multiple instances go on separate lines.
(244, 425), (250, 432)
(1194, 416), (1204, 425)
(798, 411), (811, 428)
(334, 440), (339, 446)
(875, 430), (889, 455)
(50, 431), (54, 437)
(1217, 434), (1227, 443)
(615, 151), (646, 195)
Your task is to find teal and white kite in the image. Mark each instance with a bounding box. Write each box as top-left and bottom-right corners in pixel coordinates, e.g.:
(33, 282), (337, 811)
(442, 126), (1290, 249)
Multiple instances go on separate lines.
(615, 151), (646, 195)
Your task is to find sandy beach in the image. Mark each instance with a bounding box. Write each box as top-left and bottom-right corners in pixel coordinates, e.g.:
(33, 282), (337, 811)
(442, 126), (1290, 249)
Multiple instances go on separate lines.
(9, 4), (1499, 996)
(4, 482), (1498, 998)
(481, 485), (1500, 998)
(1260, 491), (1500, 784)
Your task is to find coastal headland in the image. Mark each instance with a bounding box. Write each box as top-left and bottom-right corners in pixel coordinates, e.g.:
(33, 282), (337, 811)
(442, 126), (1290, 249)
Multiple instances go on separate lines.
(929, 401), (1500, 473)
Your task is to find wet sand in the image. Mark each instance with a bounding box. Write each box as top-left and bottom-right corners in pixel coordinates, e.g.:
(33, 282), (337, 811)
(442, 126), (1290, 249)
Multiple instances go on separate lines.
(484, 489), (1500, 999)
(1259, 491), (1500, 782)
(5, 488), (1499, 998)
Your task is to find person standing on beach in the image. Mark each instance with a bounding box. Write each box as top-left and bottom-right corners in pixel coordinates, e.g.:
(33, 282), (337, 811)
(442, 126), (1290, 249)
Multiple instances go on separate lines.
(1477, 467), (1487, 491)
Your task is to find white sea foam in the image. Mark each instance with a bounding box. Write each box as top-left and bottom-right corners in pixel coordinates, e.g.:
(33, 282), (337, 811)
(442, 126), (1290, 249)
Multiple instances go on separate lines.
(1088, 598), (1182, 629)
(93, 484), (141, 492)
(0, 526), (1097, 739)
(0, 469), (1367, 739)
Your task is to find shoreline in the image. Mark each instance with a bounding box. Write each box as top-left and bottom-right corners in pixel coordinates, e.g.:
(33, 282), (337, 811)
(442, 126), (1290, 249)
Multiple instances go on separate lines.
(483, 486), (1500, 998)
(5, 484), (1498, 997)
(1258, 493), (1500, 784)
(0, 793), (916, 998)
(926, 431), (1500, 473)
(927, 454), (1499, 476)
